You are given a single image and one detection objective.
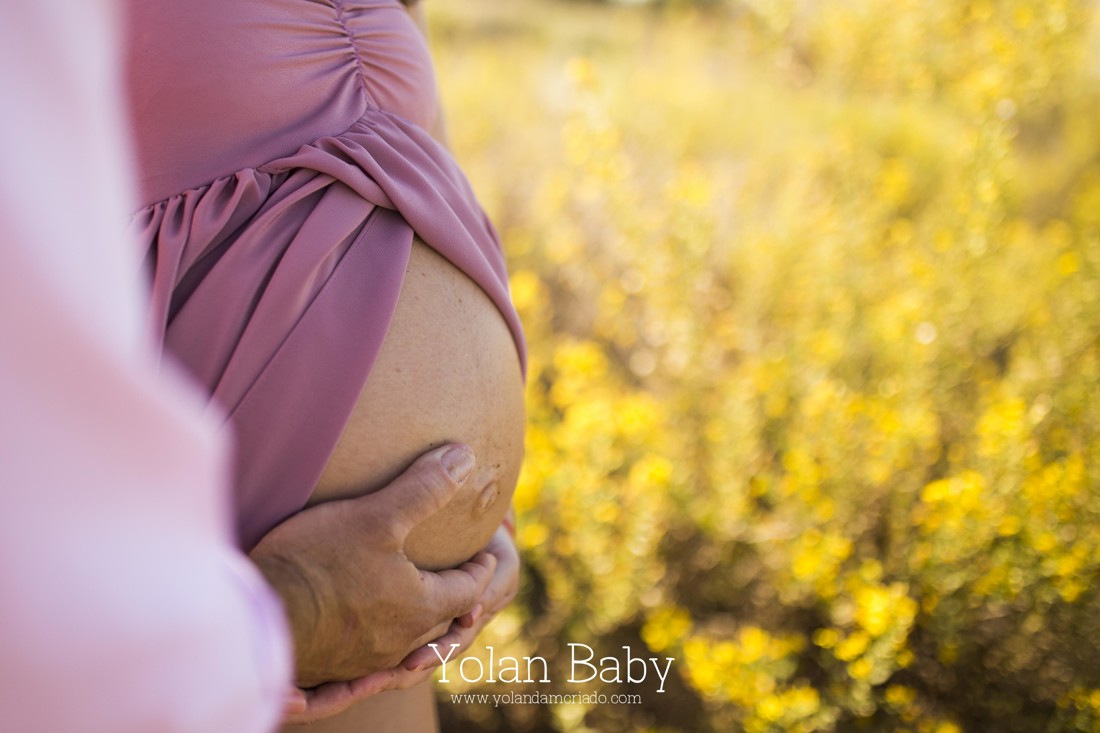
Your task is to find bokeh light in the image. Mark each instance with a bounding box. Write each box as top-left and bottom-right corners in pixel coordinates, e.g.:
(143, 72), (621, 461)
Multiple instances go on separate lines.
(428, 0), (1100, 730)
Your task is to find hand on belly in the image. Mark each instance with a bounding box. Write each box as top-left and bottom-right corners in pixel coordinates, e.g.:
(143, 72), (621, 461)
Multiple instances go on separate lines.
(310, 238), (525, 571)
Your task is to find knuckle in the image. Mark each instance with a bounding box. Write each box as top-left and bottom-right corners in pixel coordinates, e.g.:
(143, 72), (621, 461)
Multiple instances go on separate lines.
(412, 467), (453, 514)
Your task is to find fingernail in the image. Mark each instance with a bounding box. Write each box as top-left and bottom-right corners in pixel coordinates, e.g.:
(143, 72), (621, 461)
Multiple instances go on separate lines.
(284, 689), (307, 711)
(442, 445), (475, 482)
(470, 604), (484, 623)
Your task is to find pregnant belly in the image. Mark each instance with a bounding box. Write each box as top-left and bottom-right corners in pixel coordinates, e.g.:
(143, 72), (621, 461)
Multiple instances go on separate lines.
(308, 238), (525, 571)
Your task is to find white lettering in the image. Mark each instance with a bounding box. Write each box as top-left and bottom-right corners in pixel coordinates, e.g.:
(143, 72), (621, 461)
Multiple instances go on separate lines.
(568, 643), (598, 683)
(459, 655), (485, 683)
(429, 643), (461, 683)
(498, 654), (521, 684)
(526, 655), (551, 683)
(599, 656), (621, 684)
(652, 657), (674, 693)
(625, 646), (647, 684)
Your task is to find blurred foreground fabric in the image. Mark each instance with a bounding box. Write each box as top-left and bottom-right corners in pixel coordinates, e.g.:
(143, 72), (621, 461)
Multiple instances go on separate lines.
(0, 3), (290, 731)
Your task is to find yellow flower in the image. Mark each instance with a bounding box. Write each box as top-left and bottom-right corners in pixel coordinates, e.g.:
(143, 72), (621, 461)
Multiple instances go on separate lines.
(813, 628), (840, 649)
(1058, 251), (1080, 277)
(886, 684), (918, 709)
(849, 657), (874, 681)
(835, 632), (870, 662)
(877, 158), (914, 206)
(855, 585), (903, 637)
(509, 269), (542, 313)
(738, 626), (771, 665)
(641, 606), (693, 653)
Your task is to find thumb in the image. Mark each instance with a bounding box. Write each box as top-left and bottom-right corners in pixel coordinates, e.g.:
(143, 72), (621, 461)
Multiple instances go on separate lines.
(363, 443), (476, 540)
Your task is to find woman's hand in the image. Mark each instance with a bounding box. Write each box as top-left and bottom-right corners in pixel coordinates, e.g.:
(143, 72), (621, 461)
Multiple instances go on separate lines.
(401, 520), (520, 674)
(281, 520), (521, 724)
(251, 444), (496, 689)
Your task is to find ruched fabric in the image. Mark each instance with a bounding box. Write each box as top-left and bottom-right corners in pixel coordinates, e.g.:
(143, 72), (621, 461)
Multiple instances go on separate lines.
(128, 4), (526, 550)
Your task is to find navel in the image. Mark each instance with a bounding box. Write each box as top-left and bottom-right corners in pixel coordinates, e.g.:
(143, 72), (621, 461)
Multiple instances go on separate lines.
(476, 479), (501, 514)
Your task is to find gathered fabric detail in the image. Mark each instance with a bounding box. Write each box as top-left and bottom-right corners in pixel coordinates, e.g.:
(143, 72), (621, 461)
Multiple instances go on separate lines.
(132, 107), (526, 549)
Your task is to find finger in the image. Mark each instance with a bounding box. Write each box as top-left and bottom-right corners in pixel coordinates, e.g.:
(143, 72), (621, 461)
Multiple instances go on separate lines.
(283, 682), (353, 724)
(401, 535), (520, 673)
(360, 444), (476, 540)
(457, 604), (484, 628)
(287, 670), (396, 724)
(421, 551), (496, 620)
(283, 688), (307, 717)
(479, 527), (521, 614)
(404, 619), (480, 671)
(409, 617), (458, 653)
(346, 669), (401, 699)
(383, 665), (437, 691)
(401, 611), (488, 672)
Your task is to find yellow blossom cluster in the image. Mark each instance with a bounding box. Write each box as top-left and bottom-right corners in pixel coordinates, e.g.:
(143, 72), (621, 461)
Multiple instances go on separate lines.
(426, 0), (1100, 730)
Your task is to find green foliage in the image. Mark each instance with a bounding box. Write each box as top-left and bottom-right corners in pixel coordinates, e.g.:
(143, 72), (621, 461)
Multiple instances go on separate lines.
(429, 0), (1100, 730)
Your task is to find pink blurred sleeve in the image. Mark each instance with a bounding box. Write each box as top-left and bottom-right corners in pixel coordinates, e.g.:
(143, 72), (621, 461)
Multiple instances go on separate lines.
(0, 2), (292, 732)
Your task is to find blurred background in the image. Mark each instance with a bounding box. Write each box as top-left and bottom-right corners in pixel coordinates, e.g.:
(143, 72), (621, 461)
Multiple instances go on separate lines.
(424, 0), (1100, 730)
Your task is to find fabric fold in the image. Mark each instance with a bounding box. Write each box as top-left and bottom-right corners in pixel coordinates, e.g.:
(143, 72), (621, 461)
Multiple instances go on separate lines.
(132, 107), (526, 549)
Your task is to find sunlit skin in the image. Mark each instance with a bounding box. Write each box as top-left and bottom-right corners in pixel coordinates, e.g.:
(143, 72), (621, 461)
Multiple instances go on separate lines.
(279, 4), (525, 728)
(279, 238), (525, 733)
(311, 239), (526, 571)
(274, 85), (523, 733)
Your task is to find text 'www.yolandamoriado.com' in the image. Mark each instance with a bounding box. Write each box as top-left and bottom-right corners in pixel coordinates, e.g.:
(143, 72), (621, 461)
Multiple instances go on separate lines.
(446, 691), (644, 708)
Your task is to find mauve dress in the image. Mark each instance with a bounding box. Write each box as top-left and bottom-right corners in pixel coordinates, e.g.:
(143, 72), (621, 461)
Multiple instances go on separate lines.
(126, 0), (526, 550)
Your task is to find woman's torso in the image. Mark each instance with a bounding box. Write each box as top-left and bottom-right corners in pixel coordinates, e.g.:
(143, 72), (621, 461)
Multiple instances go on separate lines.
(128, 2), (525, 731)
(128, 0), (440, 206)
(129, 0), (524, 566)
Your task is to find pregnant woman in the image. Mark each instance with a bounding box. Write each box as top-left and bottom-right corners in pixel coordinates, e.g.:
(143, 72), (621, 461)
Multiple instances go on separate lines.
(126, 1), (526, 730)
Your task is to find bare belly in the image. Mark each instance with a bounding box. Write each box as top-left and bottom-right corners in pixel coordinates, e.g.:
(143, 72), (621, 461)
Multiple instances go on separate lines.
(283, 682), (438, 733)
(280, 244), (520, 733)
(310, 237), (525, 571)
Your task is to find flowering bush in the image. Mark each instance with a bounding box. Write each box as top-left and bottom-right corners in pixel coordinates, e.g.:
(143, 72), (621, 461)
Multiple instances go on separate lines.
(429, 0), (1100, 730)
